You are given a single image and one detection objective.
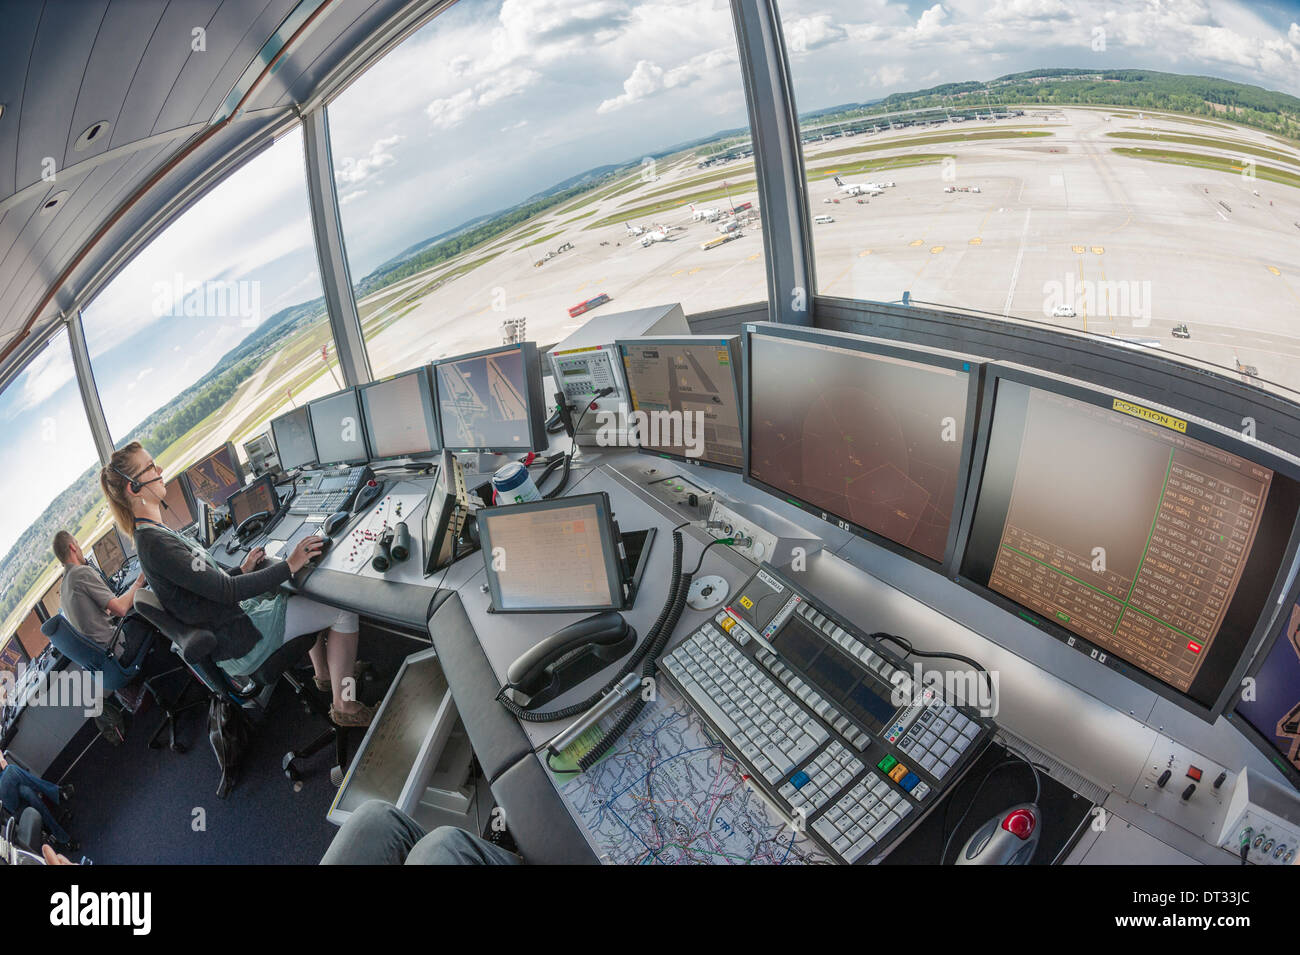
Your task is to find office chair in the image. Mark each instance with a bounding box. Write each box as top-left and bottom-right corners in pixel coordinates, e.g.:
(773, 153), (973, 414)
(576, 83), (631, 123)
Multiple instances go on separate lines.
(39, 613), (200, 753)
(132, 591), (351, 796)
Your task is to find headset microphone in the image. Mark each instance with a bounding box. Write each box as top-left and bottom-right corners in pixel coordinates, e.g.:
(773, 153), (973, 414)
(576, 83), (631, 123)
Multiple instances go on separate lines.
(112, 463), (163, 495)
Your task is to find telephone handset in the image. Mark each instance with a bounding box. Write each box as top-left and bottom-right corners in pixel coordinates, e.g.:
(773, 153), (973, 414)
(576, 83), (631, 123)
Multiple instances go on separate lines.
(225, 511), (271, 554)
(505, 611), (637, 709)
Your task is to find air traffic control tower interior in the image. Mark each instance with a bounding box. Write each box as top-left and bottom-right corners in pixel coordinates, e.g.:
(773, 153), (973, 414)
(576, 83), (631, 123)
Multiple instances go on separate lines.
(4, 0), (1300, 870)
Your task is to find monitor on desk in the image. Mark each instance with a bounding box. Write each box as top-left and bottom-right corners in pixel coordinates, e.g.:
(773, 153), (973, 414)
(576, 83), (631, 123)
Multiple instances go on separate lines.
(160, 475), (196, 532)
(309, 387), (370, 467)
(359, 367), (441, 462)
(423, 449), (468, 575)
(271, 405), (317, 472)
(744, 323), (980, 569)
(1234, 597), (1300, 790)
(433, 342), (547, 453)
(477, 492), (625, 612)
(954, 365), (1300, 722)
(91, 530), (126, 579)
(39, 576), (62, 619)
(617, 336), (744, 472)
(228, 474), (279, 529)
(183, 443), (245, 508)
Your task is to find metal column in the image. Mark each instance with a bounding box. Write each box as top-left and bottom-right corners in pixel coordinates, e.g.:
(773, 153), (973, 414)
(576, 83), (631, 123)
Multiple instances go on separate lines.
(67, 311), (116, 464)
(730, 0), (815, 325)
(301, 106), (372, 386)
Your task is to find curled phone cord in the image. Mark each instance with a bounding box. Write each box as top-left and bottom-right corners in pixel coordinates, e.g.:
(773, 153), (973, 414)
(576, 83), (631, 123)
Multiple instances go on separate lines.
(496, 530), (685, 723)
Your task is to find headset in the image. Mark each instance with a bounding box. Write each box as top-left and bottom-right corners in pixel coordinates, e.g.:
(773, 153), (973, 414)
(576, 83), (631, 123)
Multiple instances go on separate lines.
(111, 462), (163, 495)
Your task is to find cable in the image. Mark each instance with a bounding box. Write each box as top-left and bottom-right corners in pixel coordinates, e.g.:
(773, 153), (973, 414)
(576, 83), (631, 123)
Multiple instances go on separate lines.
(938, 745), (1044, 865)
(870, 632), (995, 703)
(688, 536), (733, 576)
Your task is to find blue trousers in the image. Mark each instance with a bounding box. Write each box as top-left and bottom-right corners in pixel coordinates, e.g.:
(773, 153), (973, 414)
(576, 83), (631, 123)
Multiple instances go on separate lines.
(320, 800), (519, 865)
(0, 765), (68, 844)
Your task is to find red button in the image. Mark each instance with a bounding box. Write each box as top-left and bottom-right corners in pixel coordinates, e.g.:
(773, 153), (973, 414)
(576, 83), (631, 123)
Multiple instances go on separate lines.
(1187, 641), (1203, 654)
(1002, 808), (1036, 840)
(1187, 766), (1203, 782)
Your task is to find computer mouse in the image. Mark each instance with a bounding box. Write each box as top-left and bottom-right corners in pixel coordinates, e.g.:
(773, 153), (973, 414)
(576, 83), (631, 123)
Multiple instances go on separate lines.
(955, 803), (1041, 865)
(323, 511), (350, 536)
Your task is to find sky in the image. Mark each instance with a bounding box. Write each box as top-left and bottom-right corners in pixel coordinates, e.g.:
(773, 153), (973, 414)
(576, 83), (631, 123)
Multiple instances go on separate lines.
(3, 0), (1300, 560)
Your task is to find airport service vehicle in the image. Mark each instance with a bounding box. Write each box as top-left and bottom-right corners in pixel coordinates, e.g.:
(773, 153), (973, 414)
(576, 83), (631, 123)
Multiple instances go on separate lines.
(814, 214), (835, 224)
(1052, 305), (1076, 318)
(690, 204), (722, 222)
(568, 293), (611, 318)
(1172, 323), (1191, 339)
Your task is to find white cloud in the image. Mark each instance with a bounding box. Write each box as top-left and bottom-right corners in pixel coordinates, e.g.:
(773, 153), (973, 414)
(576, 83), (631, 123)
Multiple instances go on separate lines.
(786, 14), (846, 53)
(870, 65), (906, 87)
(598, 47), (738, 112)
(916, 3), (947, 34)
(426, 68), (540, 128)
(334, 135), (402, 185)
(1290, 22), (1300, 46)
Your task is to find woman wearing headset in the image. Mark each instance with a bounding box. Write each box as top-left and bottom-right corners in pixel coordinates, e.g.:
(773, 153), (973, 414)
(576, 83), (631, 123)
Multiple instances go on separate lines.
(101, 442), (374, 727)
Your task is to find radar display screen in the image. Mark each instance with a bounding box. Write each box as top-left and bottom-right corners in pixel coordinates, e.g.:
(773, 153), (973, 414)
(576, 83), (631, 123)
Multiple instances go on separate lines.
(435, 344), (543, 452)
(1236, 602), (1300, 782)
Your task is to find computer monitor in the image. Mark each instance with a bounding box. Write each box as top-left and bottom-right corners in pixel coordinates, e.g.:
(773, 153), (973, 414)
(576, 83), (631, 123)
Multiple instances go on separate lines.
(40, 576), (62, 618)
(271, 405), (317, 472)
(477, 492), (625, 612)
(160, 475), (196, 532)
(423, 450), (468, 575)
(183, 443), (245, 508)
(955, 364), (1300, 721)
(617, 336), (744, 471)
(433, 342), (547, 453)
(359, 368), (441, 462)
(1233, 598), (1300, 789)
(228, 474), (279, 529)
(91, 530), (126, 579)
(744, 323), (980, 568)
(308, 387), (370, 467)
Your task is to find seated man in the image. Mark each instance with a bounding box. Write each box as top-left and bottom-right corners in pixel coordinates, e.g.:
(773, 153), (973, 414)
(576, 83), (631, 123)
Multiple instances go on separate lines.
(320, 799), (519, 866)
(51, 530), (149, 661)
(0, 750), (76, 853)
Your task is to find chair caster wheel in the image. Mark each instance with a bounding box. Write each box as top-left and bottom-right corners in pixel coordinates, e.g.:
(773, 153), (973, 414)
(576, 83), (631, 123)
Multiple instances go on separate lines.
(330, 766), (344, 787)
(282, 753), (302, 783)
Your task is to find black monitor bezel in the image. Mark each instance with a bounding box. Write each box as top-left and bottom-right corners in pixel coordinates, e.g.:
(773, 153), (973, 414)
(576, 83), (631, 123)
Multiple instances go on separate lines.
(270, 404), (318, 472)
(358, 367), (442, 462)
(616, 334), (746, 474)
(741, 322), (984, 573)
(950, 362), (1300, 724)
(476, 491), (626, 613)
(432, 341), (548, 454)
(182, 441), (246, 507)
(307, 386), (371, 467)
(227, 473), (280, 527)
(90, 529), (127, 578)
(159, 472), (198, 533)
(1227, 579), (1300, 793)
(422, 449), (464, 577)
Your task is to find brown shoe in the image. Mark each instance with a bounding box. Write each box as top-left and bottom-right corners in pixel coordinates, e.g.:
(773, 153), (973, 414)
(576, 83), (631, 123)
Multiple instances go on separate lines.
(329, 702), (375, 727)
(314, 660), (370, 693)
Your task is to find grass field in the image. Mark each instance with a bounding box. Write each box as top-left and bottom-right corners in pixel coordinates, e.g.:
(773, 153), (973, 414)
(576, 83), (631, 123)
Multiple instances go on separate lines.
(1111, 146), (1300, 189)
(1106, 131), (1300, 166)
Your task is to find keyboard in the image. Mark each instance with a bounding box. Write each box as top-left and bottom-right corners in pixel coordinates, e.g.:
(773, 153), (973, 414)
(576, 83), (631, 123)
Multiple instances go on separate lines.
(660, 565), (994, 864)
(287, 466), (371, 516)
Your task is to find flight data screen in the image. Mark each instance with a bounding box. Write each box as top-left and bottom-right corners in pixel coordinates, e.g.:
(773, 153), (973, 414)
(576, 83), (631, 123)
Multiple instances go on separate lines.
(362, 370), (440, 459)
(962, 382), (1300, 704)
(272, 406), (316, 471)
(748, 335), (970, 562)
(92, 532), (126, 578)
(436, 348), (533, 451)
(230, 480), (277, 527)
(479, 497), (620, 611)
(161, 478), (194, 530)
(620, 340), (743, 469)
(184, 445), (242, 507)
(1236, 602), (1300, 777)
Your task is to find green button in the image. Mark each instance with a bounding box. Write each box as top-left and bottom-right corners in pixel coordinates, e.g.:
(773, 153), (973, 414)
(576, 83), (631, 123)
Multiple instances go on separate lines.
(1055, 611), (1070, 623)
(877, 755), (897, 773)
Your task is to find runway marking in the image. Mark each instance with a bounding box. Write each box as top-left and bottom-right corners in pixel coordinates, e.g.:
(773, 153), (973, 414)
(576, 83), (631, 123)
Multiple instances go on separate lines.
(1003, 208), (1032, 317)
(859, 249), (873, 256)
(969, 237), (982, 245)
(575, 283), (587, 293)
(689, 267), (702, 275)
(1092, 246), (1104, 254)
(1078, 252), (1089, 333)
(930, 246), (944, 254)
(1071, 244), (1085, 253)
(672, 269), (685, 277)
(747, 253), (760, 261)
(909, 239), (924, 246)
(1268, 266), (1281, 275)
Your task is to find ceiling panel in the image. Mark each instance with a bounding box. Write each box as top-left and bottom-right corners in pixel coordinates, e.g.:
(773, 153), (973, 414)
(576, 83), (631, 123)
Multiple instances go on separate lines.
(0, 2), (46, 199)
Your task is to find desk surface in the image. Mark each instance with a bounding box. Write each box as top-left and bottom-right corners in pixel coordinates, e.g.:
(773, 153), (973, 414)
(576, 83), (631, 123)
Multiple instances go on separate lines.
(196, 439), (1292, 865)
